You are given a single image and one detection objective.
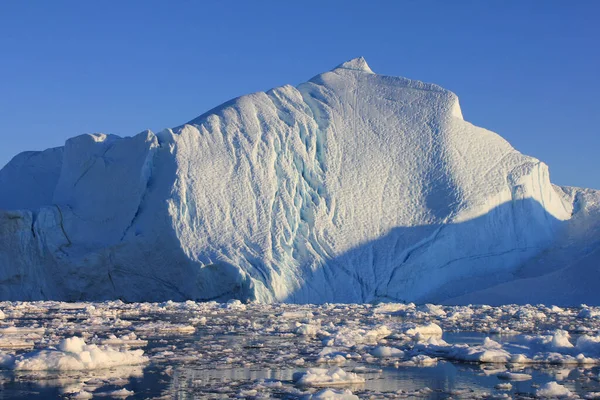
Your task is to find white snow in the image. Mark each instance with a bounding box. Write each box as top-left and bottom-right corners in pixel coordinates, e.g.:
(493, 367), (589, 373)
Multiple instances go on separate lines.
(0, 57), (598, 305)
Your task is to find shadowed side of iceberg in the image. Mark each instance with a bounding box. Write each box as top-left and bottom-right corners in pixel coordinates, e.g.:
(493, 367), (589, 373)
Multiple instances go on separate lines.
(0, 129), (255, 302)
(280, 197), (570, 304)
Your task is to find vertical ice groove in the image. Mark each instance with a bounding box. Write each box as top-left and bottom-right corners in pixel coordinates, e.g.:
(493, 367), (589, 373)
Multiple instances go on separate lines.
(119, 133), (159, 241)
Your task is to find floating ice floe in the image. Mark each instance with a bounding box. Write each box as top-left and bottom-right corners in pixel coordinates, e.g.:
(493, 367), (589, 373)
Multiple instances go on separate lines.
(0, 326), (45, 336)
(1, 337), (148, 371)
(134, 322), (195, 334)
(402, 322), (443, 340)
(70, 391), (93, 399)
(100, 333), (148, 347)
(496, 371), (532, 381)
(411, 329), (600, 365)
(94, 388), (135, 398)
(0, 337), (34, 349)
(0, 325), (45, 350)
(296, 323), (320, 337)
(370, 346), (404, 358)
(331, 326), (391, 347)
(536, 381), (572, 398)
(409, 354), (438, 366)
(305, 388), (359, 399)
(293, 367), (365, 387)
(3, 300), (600, 397)
(495, 382), (512, 391)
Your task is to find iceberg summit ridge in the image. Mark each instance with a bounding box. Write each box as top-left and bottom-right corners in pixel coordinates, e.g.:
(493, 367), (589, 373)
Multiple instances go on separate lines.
(335, 57), (374, 73)
(1, 58), (599, 305)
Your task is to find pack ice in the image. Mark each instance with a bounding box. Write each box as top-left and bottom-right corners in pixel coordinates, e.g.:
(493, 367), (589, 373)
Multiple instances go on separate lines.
(1, 58), (599, 305)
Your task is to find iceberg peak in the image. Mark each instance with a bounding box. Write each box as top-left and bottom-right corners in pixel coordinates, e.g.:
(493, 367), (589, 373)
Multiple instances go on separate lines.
(335, 57), (374, 74)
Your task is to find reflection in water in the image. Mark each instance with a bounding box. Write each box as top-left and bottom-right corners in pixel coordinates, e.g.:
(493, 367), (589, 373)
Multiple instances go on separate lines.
(0, 365), (146, 398)
(157, 331), (600, 399)
(2, 301), (600, 398)
(163, 359), (593, 399)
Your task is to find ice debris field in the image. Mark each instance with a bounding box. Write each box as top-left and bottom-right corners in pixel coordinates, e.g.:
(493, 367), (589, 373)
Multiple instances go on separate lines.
(1, 58), (600, 305)
(2, 301), (600, 398)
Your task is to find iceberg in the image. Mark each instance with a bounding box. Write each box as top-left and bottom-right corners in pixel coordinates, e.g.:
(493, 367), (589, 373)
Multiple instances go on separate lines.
(1, 57), (598, 305)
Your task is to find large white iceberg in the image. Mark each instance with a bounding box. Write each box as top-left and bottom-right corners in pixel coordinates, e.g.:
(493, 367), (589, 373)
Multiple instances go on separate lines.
(1, 57), (598, 305)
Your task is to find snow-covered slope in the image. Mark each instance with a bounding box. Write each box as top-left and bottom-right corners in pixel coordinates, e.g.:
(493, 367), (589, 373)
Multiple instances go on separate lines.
(0, 58), (596, 304)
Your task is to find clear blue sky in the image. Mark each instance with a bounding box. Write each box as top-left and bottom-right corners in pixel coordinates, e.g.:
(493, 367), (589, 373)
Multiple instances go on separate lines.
(1, 1), (598, 188)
